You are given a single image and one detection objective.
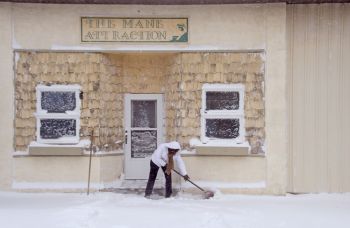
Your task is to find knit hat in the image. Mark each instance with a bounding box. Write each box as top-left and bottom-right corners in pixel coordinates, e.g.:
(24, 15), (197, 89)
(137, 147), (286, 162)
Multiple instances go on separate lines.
(165, 141), (181, 150)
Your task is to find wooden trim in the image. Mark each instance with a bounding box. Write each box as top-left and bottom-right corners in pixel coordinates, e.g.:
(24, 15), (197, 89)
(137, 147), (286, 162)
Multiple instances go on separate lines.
(2, 0), (350, 5)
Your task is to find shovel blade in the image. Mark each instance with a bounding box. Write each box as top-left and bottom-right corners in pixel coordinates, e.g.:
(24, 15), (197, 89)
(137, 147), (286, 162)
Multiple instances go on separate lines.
(203, 191), (215, 199)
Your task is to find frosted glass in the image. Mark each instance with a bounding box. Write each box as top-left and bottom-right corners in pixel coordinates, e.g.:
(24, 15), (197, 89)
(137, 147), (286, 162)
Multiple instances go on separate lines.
(41, 91), (76, 113)
(131, 130), (157, 158)
(206, 91), (239, 110)
(205, 119), (240, 139)
(40, 119), (76, 139)
(131, 100), (156, 128)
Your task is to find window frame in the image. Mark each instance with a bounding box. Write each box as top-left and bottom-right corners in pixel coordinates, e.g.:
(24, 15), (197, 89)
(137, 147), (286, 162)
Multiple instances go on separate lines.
(201, 83), (245, 144)
(35, 84), (81, 144)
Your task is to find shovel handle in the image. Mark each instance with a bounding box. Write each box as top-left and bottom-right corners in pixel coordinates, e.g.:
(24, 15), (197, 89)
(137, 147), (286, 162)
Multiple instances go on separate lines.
(172, 169), (205, 192)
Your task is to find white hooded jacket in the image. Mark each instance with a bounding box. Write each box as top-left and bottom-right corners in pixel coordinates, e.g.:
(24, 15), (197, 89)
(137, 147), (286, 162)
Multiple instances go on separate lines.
(151, 141), (187, 176)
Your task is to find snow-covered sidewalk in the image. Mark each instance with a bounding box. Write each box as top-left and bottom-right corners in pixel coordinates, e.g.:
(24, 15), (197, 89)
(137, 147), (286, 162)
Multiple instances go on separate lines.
(0, 191), (349, 228)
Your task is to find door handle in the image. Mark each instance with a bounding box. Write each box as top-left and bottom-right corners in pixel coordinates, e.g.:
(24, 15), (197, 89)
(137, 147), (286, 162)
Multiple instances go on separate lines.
(125, 130), (128, 144)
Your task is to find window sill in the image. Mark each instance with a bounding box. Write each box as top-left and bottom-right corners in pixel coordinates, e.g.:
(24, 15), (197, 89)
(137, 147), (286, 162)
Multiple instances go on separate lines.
(27, 140), (90, 156)
(13, 150), (124, 157)
(194, 141), (252, 156)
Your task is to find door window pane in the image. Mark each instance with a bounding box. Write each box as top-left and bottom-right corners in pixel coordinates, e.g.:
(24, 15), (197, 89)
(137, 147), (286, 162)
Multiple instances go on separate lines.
(206, 91), (240, 111)
(131, 130), (157, 158)
(205, 119), (240, 139)
(131, 100), (156, 128)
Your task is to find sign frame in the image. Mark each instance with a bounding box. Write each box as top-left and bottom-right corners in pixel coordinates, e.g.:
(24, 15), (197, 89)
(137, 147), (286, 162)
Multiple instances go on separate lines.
(81, 17), (189, 43)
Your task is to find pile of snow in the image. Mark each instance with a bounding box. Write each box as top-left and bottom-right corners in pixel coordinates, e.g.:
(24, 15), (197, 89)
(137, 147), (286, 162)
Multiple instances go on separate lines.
(29, 139), (91, 148)
(189, 138), (201, 147)
(0, 192), (349, 228)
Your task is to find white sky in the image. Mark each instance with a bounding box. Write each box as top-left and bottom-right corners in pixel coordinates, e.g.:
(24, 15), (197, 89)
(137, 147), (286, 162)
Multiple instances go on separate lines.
(0, 191), (349, 228)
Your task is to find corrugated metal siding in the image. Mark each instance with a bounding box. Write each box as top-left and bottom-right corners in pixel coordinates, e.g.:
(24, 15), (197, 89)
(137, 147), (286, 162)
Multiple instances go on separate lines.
(288, 4), (350, 193)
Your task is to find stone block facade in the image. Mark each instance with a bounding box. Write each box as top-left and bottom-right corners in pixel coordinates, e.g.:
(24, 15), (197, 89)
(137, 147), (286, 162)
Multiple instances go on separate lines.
(165, 53), (265, 153)
(15, 52), (264, 154)
(15, 52), (122, 151)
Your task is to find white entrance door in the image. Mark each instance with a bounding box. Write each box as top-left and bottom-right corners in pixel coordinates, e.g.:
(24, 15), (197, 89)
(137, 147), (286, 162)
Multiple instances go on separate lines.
(124, 94), (163, 180)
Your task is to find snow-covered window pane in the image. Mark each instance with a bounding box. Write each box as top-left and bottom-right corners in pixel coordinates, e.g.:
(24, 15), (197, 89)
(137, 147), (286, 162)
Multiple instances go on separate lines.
(131, 100), (156, 128)
(35, 84), (81, 144)
(205, 119), (240, 139)
(131, 130), (157, 158)
(41, 91), (76, 113)
(206, 91), (239, 111)
(201, 84), (245, 144)
(40, 119), (77, 139)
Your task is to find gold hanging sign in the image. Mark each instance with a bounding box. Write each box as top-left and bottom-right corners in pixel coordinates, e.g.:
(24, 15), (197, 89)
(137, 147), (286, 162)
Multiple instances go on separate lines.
(81, 17), (188, 43)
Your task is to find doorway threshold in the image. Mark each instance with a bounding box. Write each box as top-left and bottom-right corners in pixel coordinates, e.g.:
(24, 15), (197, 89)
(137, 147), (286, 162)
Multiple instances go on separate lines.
(100, 179), (181, 197)
(100, 179), (166, 194)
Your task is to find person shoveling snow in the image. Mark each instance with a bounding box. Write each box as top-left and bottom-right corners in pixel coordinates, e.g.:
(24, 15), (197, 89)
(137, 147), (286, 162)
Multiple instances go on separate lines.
(144, 141), (214, 199)
(145, 141), (188, 198)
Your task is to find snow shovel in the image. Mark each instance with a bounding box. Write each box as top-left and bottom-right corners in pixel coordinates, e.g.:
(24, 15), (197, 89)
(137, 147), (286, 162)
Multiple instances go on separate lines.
(172, 169), (215, 199)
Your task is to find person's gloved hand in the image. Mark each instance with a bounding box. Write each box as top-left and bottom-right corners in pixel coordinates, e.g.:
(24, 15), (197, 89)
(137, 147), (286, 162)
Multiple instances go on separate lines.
(183, 175), (190, 181)
(165, 165), (171, 175)
(165, 170), (171, 175)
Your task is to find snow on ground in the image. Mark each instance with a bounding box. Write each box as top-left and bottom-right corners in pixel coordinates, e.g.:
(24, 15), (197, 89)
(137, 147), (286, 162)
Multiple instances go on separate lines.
(0, 191), (349, 228)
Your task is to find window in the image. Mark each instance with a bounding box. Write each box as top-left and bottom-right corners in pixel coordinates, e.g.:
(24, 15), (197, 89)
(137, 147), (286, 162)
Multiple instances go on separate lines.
(35, 84), (81, 144)
(201, 83), (245, 144)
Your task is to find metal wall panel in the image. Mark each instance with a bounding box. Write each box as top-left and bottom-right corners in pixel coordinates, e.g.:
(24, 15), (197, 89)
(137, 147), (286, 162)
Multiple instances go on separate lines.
(288, 4), (350, 192)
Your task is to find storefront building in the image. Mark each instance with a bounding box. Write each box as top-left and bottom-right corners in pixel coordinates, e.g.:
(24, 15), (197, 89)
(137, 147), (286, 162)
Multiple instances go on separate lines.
(0, 1), (349, 194)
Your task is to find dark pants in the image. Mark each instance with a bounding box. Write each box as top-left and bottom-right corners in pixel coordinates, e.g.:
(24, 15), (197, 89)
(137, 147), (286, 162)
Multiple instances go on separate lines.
(145, 160), (172, 198)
